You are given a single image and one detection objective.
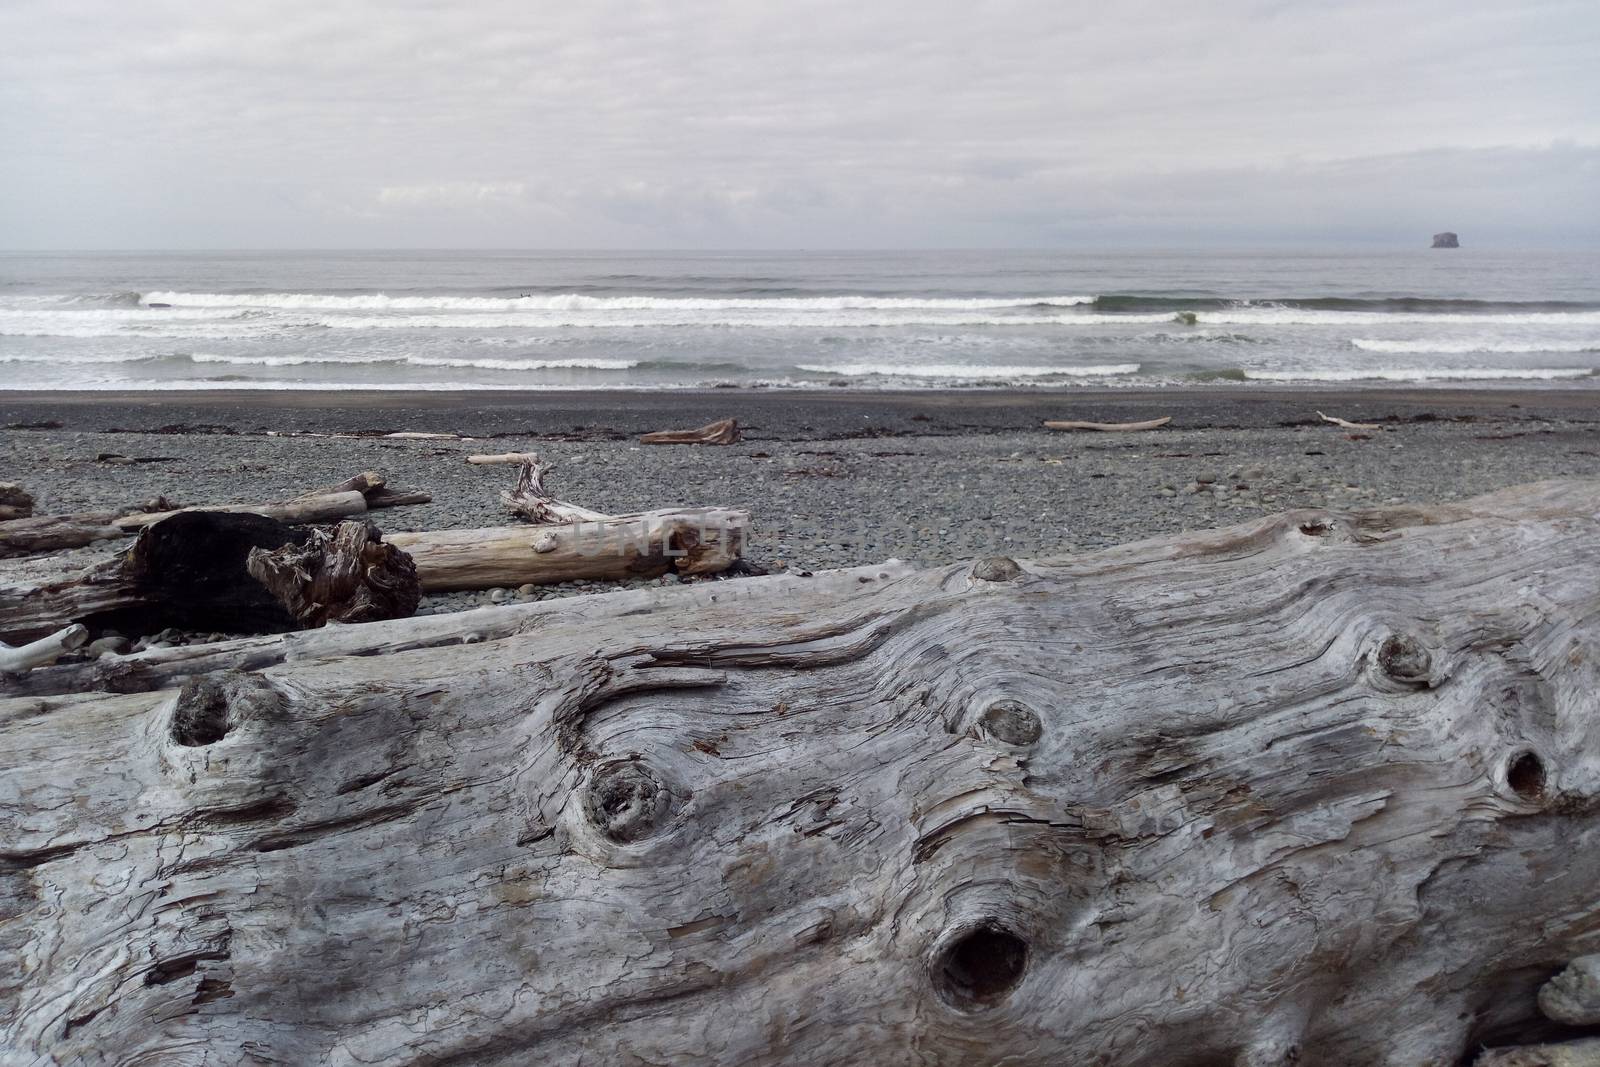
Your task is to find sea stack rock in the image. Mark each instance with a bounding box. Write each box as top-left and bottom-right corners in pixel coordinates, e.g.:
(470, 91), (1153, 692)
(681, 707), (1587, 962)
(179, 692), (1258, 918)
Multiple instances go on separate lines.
(1431, 232), (1460, 248)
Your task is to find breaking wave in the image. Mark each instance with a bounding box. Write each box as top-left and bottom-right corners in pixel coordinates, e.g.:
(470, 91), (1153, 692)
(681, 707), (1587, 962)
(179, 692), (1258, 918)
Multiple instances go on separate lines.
(1350, 339), (1600, 354)
(141, 290), (1098, 311)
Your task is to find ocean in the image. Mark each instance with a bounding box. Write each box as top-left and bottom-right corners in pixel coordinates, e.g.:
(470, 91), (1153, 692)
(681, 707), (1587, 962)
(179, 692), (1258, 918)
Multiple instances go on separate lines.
(2, 249), (1598, 391)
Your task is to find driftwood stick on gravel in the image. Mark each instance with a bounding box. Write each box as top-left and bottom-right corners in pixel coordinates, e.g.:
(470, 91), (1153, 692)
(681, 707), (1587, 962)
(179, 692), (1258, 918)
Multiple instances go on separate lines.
(1043, 415), (1173, 432)
(301, 471), (432, 509)
(3, 479), (1600, 1064)
(500, 457), (611, 524)
(0, 622), (86, 672)
(246, 520), (421, 628)
(467, 452), (541, 465)
(1317, 410), (1383, 431)
(639, 416), (742, 445)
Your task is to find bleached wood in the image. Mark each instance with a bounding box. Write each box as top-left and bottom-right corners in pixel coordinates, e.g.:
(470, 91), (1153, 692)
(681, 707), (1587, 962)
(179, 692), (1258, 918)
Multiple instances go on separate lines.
(1317, 410), (1383, 431)
(4, 480), (1600, 1067)
(388, 505), (748, 591)
(111, 490), (370, 532)
(0, 514), (125, 559)
(467, 452), (541, 465)
(1043, 415), (1173, 431)
(0, 622), (86, 672)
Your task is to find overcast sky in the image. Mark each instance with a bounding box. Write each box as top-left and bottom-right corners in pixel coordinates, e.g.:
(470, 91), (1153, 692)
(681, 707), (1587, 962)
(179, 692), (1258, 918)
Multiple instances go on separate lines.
(1, 0), (1596, 249)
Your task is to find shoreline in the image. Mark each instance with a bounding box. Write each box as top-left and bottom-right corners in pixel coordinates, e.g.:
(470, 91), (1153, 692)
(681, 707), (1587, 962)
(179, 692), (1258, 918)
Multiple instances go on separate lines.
(2, 385), (1597, 440)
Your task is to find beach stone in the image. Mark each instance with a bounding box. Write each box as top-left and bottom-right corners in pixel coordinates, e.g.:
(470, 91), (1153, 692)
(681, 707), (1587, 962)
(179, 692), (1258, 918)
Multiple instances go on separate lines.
(88, 636), (130, 657)
(517, 584), (538, 595)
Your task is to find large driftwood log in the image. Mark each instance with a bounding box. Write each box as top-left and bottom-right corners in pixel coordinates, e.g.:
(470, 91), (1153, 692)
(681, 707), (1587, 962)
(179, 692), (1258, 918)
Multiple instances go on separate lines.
(3, 480), (1600, 1065)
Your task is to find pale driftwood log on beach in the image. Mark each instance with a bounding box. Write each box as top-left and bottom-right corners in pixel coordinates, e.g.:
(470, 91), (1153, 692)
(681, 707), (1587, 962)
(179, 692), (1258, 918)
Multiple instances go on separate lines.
(0, 475), (428, 559)
(1043, 415), (1172, 432)
(3, 480), (1600, 1065)
(387, 506), (748, 591)
(112, 490), (370, 532)
(0, 622), (86, 672)
(639, 416), (742, 445)
(0, 513), (127, 559)
(466, 451), (541, 465)
(1317, 410), (1383, 431)
(380, 457), (748, 593)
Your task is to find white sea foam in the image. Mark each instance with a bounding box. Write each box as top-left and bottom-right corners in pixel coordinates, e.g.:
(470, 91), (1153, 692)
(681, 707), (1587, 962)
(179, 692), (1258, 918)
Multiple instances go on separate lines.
(142, 291), (1097, 312)
(1350, 339), (1600, 354)
(186, 353), (640, 371)
(795, 362), (1141, 378)
(1246, 367), (1596, 382)
(307, 311), (1174, 330)
(1194, 308), (1600, 326)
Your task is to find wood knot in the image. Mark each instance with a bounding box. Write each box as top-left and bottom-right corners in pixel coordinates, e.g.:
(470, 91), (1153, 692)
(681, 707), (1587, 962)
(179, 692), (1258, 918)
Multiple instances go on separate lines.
(583, 759), (681, 843)
(1504, 749), (1548, 804)
(933, 921), (1028, 1009)
(169, 672), (280, 748)
(972, 557), (1022, 582)
(977, 700), (1042, 746)
(1376, 633), (1433, 686)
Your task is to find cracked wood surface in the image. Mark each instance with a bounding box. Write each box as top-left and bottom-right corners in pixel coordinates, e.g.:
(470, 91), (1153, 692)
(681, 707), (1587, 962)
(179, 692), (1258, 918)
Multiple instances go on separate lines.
(3, 480), (1600, 1066)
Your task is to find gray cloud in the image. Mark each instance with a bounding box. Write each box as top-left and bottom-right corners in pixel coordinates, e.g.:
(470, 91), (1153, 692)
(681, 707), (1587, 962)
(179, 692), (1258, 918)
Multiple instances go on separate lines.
(1, 0), (1596, 247)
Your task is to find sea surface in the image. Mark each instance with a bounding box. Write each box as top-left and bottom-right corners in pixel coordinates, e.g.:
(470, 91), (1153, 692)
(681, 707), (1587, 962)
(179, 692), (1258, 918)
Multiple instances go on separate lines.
(2, 249), (1598, 391)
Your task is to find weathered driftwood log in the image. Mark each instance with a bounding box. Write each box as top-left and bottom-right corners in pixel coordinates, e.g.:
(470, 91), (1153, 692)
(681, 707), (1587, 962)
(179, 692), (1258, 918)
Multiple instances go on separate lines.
(112, 490), (369, 532)
(0, 483), (34, 522)
(0, 622), (86, 672)
(0, 513), (127, 559)
(639, 416), (742, 445)
(245, 520), (421, 628)
(0, 512), (418, 645)
(387, 506), (748, 591)
(467, 451), (540, 465)
(6, 562), (908, 698)
(1043, 415), (1172, 432)
(3, 480), (1600, 1065)
(0, 475), (427, 558)
(377, 459), (748, 592)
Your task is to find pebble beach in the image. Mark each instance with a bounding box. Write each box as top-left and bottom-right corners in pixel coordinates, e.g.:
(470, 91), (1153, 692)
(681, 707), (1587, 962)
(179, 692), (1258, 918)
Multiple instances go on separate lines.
(3, 386), (1597, 644)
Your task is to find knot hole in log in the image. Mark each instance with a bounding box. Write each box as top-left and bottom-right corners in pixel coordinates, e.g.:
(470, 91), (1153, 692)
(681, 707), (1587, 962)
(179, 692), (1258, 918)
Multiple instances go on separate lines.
(1505, 749), (1547, 804)
(972, 557), (1023, 582)
(976, 700), (1043, 746)
(1376, 632), (1434, 687)
(934, 921), (1029, 1010)
(583, 760), (682, 843)
(168, 673), (280, 748)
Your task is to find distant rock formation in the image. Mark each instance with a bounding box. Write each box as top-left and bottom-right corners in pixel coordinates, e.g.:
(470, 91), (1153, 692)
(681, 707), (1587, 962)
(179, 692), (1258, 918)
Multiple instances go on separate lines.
(1431, 232), (1460, 248)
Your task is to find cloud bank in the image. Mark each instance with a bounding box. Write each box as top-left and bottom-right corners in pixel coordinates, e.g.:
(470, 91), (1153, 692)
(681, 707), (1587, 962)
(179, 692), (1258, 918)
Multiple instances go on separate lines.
(1, 0), (1595, 248)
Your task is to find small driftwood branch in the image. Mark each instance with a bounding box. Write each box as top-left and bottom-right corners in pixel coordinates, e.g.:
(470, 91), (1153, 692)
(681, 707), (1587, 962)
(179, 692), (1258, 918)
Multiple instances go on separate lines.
(1043, 416), (1173, 432)
(467, 452), (540, 466)
(500, 458), (611, 524)
(383, 431), (462, 440)
(1317, 410), (1383, 431)
(639, 417), (742, 445)
(0, 622), (87, 672)
(245, 521), (420, 628)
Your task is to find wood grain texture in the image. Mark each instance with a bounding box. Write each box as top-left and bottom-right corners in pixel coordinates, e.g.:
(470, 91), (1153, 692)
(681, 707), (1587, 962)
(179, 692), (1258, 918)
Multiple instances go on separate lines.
(3, 480), (1599, 1066)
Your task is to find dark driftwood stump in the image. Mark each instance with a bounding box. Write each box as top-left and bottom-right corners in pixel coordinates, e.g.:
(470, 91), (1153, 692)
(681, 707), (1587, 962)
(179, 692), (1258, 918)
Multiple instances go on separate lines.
(0, 512), (417, 644)
(3, 480), (1600, 1066)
